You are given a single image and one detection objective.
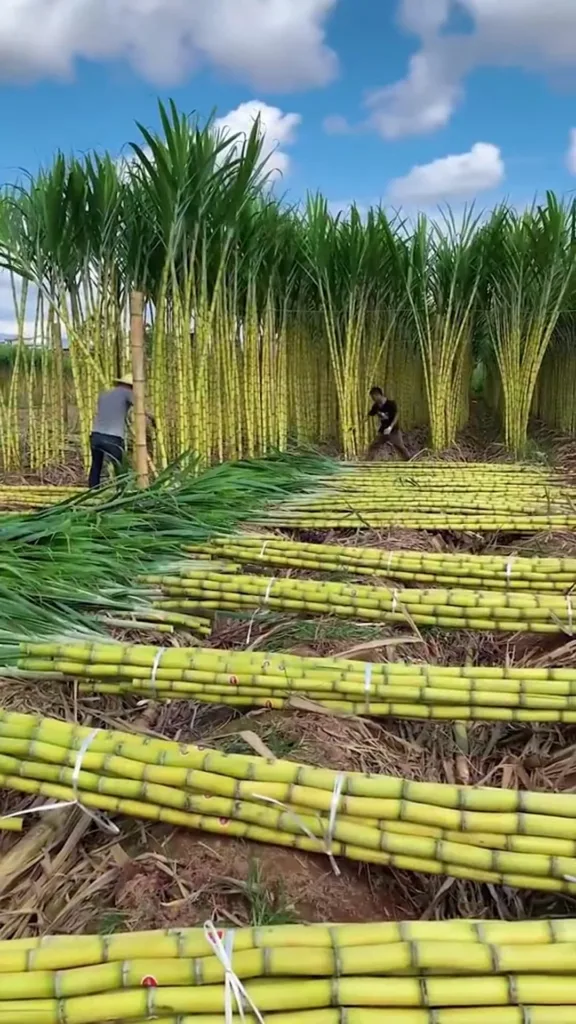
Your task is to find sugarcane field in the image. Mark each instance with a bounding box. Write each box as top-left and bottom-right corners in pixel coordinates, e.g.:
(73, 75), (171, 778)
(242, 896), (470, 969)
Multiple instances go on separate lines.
(4, 97), (576, 1024)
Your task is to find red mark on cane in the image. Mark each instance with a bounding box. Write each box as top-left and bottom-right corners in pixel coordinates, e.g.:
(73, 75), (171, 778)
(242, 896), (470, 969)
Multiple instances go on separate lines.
(141, 976), (158, 988)
(229, 675), (239, 686)
(219, 817), (229, 826)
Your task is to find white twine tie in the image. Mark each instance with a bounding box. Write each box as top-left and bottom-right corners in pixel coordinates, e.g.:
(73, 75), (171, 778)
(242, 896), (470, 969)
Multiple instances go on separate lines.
(567, 595), (574, 634)
(244, 611), (258, 649)
(325, 772), (345, 876)
(252, 781), (343, 877)
(391, 590), (399, 615)
(262, 578), (275, 606)
(505, 556), (515, 583)
(149, 647), (166, 690)
(364, 663), (373, 713)
(204, 921), (265, 1024)
(245, 577), (276, 646)
(2, 728), (119, 835)
(259, 541), (269, 559)
(253, 794), (323, 848)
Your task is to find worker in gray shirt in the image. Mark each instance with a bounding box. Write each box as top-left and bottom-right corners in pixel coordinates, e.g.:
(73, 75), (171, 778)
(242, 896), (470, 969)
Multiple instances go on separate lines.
(88, 374), (155, 487)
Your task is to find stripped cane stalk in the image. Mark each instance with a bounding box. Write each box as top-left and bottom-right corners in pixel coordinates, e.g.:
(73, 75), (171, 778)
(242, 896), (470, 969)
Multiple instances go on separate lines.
(130, 290), (148, 488)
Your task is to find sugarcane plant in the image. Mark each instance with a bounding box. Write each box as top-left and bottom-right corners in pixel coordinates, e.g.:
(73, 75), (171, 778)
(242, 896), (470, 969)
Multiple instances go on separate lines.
(479, 195), (576, 452)
(1, 102), (576, 470)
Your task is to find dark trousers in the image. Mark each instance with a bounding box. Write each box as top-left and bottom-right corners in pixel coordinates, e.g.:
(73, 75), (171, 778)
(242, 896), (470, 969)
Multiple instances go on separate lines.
(366, 428), (410, 461)
(88, 432), (125, 488)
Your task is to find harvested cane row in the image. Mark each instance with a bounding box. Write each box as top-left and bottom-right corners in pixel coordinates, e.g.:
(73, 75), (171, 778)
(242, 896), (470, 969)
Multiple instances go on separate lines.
(0, 484), (85, 510)
(4, 709), (576, 895)
(193, 535), (576, 592)
(4, 920), (576, 1022)
(260, 507), (576, 531)
(257, 462), (576, 531)
(320, 462), (571, 486)
(17, 639), (576, 724)
(139, 566), (576, 634)
(332, 462), (560, 473)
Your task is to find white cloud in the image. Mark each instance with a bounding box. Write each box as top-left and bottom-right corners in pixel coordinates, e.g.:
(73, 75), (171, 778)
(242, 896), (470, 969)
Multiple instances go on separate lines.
(387, 142), (505, 204)
(214, 101), (301, 178)
(0, 269), (38, 340)
(0, 269), (19, 337)
(368, 0), (576, 138)
(366, 52), (463, 138)
(0, 0), (338, 91)
(398, 0), (451, 37)
(323, 114), (352, 135)
(567, 129), (576, 175)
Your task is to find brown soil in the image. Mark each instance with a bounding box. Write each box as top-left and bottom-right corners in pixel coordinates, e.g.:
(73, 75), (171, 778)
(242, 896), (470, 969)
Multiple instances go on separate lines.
(113, 835), (408, 930)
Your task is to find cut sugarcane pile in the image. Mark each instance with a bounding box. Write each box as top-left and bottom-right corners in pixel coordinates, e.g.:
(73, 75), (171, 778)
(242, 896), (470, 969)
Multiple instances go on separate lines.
(2, 920), (576, 1022)
(259, 461), (576, 531)
(141, 566), (576, 634)
(3, 709), (576, 896)
(194, 535), (576, 592)
(0, 451), (332, 637)
(0, 485), (85, 510)
(16, 639), (576, 724)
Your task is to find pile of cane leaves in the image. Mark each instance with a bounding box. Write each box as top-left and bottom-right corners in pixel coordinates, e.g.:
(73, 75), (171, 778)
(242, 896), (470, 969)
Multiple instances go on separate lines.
(0, 450), (337, 639)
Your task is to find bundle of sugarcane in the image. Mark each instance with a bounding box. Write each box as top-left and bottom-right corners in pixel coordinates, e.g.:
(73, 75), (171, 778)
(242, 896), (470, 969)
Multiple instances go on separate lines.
(4, 708), (576, 896)
(15, 639), (576, 724)
(260, 504), (576, 531)
(139, 568), (576, 634)
(258, 463), (576, 531)
(325, 463), (568, 485)
(191, 535), (576, 592)
(260, 510), (576, 531)
(287, 486), (571, 506)
(4, 919), (576, 1022)
(323, 464), (561, 479)
(0, 484), (85, 510)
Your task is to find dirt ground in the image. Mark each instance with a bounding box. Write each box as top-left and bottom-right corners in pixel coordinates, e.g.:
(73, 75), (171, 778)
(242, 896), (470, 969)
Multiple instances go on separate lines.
(2, 427), (576, 939)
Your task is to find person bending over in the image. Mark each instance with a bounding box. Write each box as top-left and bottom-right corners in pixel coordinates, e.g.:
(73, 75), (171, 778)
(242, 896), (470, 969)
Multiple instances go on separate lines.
(366, 386), (410, 461)
(88, 374), (155, 488)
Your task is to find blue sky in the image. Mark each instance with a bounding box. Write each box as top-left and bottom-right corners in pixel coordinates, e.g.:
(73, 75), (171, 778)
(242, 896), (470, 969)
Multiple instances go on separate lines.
(0, 0), (576, 334)
(1, 0), (575, 212)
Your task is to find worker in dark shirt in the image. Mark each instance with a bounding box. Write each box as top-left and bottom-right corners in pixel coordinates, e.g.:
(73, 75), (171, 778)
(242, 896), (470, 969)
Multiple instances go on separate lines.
(366, 386), (410, 460)
(88, 374), (155, 487)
